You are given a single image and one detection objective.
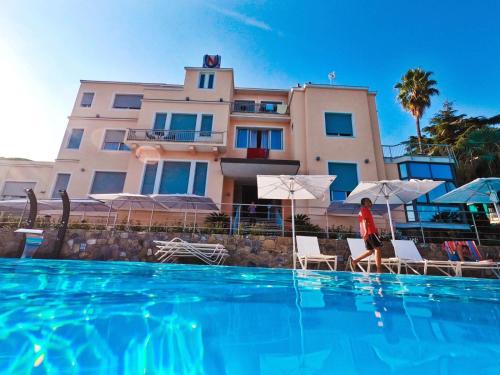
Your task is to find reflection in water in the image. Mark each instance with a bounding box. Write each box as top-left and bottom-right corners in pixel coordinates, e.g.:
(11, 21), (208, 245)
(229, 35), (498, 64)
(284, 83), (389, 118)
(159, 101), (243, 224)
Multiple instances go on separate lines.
(0, 259), (499, 374)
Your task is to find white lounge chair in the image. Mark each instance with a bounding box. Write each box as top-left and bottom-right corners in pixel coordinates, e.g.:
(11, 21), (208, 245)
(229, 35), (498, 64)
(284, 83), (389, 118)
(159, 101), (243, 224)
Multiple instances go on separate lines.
(296, 236), (338, 271)
(154, 238), (228, 265)
(346, 238), (400, 273)
(391, 240), (458, 276)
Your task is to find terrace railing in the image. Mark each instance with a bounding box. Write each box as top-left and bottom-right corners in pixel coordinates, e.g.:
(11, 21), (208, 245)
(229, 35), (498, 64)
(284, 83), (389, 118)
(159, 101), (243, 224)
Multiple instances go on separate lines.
(231, 102), (288, 115)
(2, 200), (498, 246)
(382, 142), (456, 162)
(127, 129), (225, 145)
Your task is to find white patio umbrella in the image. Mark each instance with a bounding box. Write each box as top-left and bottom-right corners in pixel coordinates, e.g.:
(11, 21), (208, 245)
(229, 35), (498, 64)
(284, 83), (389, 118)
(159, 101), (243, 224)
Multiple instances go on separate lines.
(344, 179), (444, 240)
(257, 175), (336, 269)
(89, 193), (167, 226)
(433, 177), (500, 219)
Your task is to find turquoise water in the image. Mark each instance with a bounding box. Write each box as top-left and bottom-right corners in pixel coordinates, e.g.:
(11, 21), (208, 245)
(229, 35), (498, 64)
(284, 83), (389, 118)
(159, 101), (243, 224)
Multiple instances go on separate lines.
(0, 259), (499, 374)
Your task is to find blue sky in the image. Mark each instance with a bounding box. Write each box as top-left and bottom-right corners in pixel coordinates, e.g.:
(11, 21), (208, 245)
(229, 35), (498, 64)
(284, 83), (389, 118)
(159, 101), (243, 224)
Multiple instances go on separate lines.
(1, 0), (499, 161)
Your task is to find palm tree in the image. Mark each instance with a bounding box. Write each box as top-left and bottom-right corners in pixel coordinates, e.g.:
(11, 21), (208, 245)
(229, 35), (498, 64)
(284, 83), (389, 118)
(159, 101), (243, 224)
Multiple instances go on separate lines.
(395, 68), (439, 151)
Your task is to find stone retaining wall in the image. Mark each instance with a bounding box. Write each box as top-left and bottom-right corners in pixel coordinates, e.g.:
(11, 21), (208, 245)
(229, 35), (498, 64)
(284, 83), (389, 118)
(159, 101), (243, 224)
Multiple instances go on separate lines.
(1, 228), (499, 274)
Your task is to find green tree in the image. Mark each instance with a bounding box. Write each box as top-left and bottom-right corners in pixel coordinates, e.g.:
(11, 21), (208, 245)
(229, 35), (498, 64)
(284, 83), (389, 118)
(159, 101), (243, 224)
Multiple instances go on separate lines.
(395, 68), (439, 151)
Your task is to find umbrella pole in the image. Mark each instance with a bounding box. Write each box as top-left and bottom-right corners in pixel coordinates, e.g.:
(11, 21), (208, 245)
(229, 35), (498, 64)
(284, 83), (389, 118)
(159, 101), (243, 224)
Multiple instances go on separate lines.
(149, 204), (155, 231)
(127, 202), (132, 226)
(470, 211), (481, 245)
(106, 201), (113, 227)
(18, 200), (28, 227)
(291, 196), (296, 270)
(385, 198), (395, 240)
(494, 202), (500, 221)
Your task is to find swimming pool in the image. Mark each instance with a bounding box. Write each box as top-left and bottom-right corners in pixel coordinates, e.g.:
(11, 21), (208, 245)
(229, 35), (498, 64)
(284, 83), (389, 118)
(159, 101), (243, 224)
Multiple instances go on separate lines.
(0, 259), (499, 374)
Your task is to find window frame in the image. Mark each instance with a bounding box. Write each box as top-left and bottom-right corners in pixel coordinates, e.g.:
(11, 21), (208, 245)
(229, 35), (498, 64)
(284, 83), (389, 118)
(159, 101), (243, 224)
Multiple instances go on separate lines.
(326, 161), (359, 202)
(234, 126), (284, 151)
(66, 128), (84, 150)
(89, 170), (127, 195)
(323, 111), (356, 138)
(151, 112), (215, 139)
(51, 173), (71, 199)
(111, 93), (144, 110)
(100, 129), (131, 152)
(139, 159), (210, 196)
(80, 92), (95, 108)
(198, 71), (216, 90)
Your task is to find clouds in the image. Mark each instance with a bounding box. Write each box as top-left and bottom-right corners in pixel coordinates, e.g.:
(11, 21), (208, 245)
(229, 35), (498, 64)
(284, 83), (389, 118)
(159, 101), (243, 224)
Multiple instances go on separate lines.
(206, 3), (273, 32)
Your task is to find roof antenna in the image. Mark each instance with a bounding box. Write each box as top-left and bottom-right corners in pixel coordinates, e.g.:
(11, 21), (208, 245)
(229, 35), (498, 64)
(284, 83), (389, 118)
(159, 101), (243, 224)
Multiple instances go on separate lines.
(328, 71), (336, 85)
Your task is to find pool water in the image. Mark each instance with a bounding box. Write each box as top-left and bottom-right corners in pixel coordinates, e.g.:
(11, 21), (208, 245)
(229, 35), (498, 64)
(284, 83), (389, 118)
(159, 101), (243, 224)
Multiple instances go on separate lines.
(0, 259), (499, 374)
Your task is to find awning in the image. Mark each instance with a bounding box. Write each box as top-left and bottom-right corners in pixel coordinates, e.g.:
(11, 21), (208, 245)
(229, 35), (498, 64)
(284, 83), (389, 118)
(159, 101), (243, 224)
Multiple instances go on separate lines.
(150, 194), (218, 211)
(220, 158), (300, 181)
(327, 201), (402, 216)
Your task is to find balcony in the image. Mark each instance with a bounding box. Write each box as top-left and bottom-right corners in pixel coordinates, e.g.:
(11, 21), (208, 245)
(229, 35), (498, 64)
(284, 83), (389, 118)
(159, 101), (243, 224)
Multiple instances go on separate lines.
(125, 129), (226, 153)
(230, 101), (290, 123)
(382, 142), (456, 164)
(246, 148), (269, 159)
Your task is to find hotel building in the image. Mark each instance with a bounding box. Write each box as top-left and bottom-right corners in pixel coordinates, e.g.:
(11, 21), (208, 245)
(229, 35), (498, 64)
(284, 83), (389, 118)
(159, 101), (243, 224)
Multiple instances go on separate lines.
(1, 57), (462, 232)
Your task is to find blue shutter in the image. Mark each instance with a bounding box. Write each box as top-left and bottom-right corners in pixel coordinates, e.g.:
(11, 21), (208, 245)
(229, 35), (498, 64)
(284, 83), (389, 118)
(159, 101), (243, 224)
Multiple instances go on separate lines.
(325, 113), (353, 136)
(141, 163), (158, 194)
(159, 162), (190, 194)
(200, 115), (213, 136)
(68, 129), (84, 149)
(236, 129), (248, 148)
(90, 172), (126, 194)
(270, 130), (283, 150)
(193, 162), (208, 196)
(198, 74), (205, 88)
(328, 163), (358, 200)
(154, 113), (167, 130)
(207, 74), (214, 88)
(52, 173), (70, 198)
(170, 114), (197, 141)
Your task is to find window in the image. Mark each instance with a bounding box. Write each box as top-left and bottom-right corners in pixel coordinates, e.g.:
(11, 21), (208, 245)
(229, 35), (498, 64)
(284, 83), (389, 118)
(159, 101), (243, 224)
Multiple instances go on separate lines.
(141, 161), (208, 195)
(80, 92), (94, 107)
(153, 113), (167, 130)
(1, 181), (36, 199)
(260, 101), (281, 113)
(328, 162), (358, 201)
(113, 94), (143, 109)
(193, 162), (208, 195)
(235, 128), (283, 150)
(325, 113), (353, 137)
(234, 100), (256, 112)
(399, 163), (408, 179)
(430, 164), (453, 180)
(51, 174), (70, 198)
(102, 130), (130, 151)
(200, 115), (213, 137)
(90, 172), (126, 194)
(141, 163), (158, 195)
(406, 162), (454, 180)
(67, 129), (84, 149)
(408, 163), (431, 178)
(198, 73), (215, 89)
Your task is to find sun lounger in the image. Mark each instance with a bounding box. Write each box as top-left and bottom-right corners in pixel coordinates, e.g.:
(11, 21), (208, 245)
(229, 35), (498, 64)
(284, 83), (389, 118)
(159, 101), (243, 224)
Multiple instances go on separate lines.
(443, 241), (500, 278)
(154, 238), (228, 265)
(296, 236), (338, 271)
(346, 238), (400, 273)
(392, 240), (458, 276)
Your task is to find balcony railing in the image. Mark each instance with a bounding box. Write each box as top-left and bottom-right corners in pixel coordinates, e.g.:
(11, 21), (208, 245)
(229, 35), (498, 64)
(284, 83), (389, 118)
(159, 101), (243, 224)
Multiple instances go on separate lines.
(231, 102), (288, 115)
(382, 142), (456, 162)
(126, 129), (225, 144)
(246, 148), (269, 159)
